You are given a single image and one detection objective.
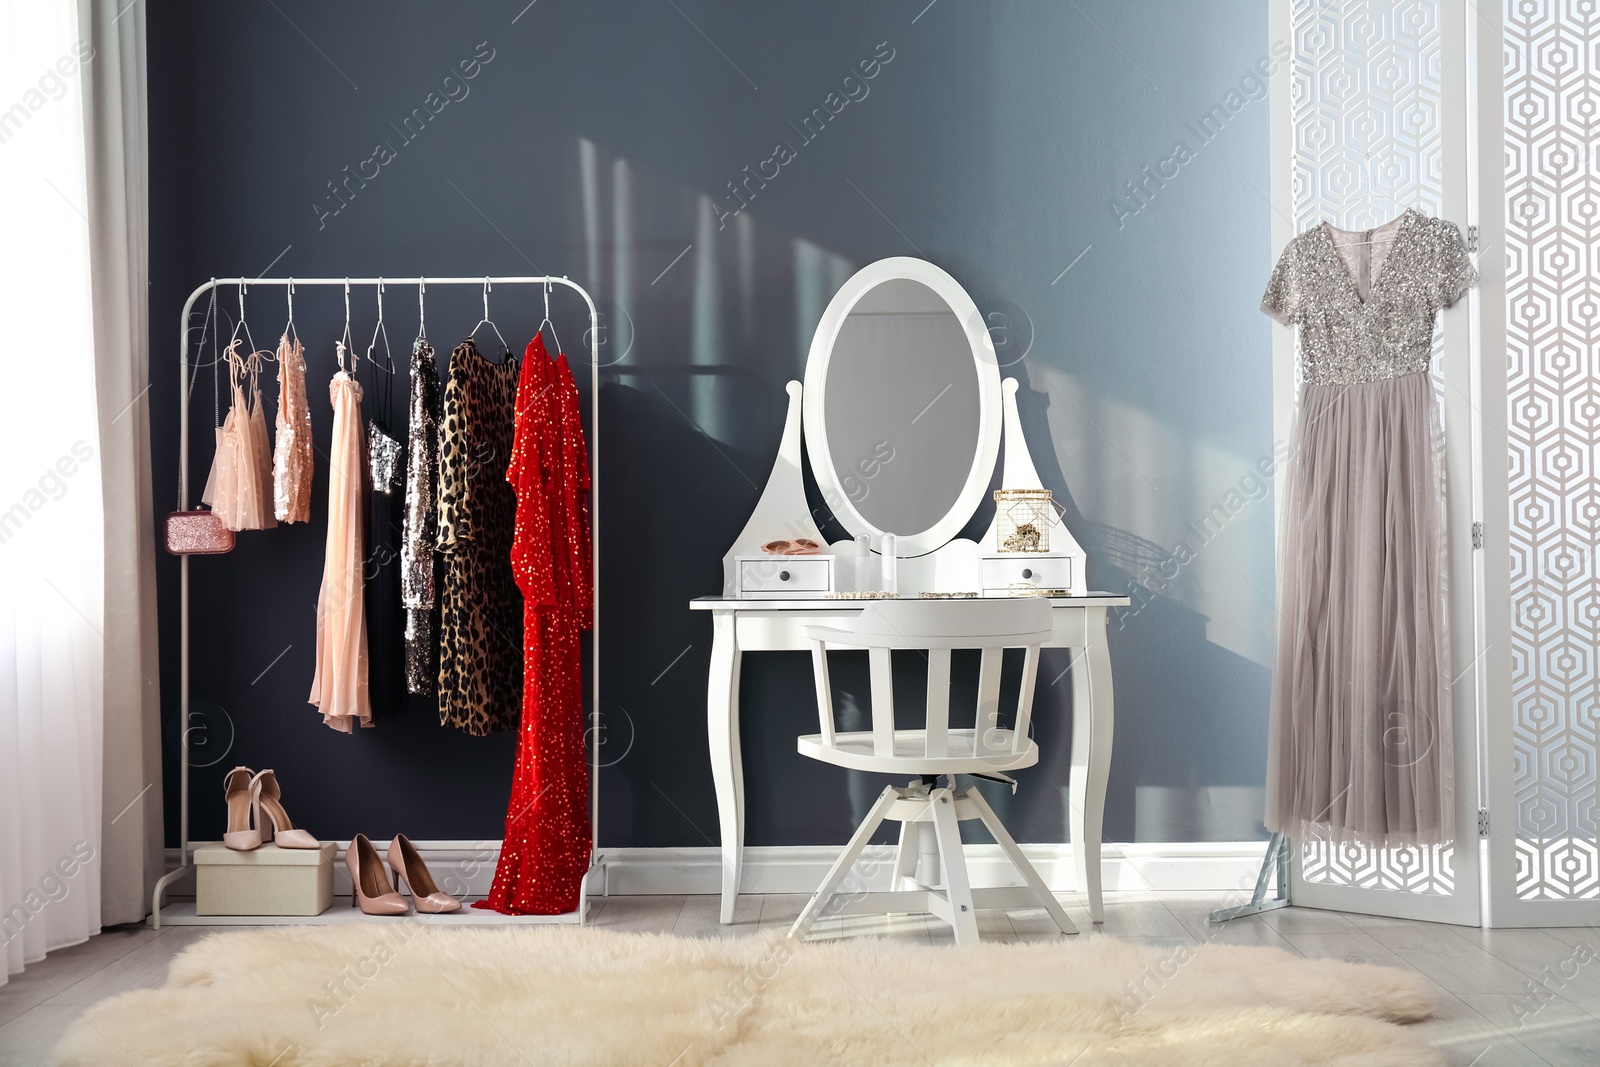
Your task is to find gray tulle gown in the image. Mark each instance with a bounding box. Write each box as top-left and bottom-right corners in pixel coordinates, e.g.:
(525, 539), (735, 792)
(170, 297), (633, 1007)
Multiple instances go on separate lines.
(1260, 208), (1476, 848)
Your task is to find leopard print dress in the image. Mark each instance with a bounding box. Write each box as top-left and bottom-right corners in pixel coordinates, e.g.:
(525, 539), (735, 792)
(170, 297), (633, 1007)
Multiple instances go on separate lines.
(435, 339), (523, 734)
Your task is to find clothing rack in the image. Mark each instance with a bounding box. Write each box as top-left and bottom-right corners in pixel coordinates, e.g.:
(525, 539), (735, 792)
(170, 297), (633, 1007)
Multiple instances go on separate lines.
(151, 276), (603, 927)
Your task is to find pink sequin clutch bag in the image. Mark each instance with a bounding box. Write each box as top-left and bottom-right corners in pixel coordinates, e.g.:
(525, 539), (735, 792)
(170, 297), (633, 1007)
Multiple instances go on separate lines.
(164, 510), (235, 555)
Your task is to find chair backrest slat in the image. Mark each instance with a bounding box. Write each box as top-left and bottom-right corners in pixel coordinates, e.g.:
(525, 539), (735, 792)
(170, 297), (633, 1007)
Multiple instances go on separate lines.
(924, 647), (951, 758)
(868, 646), (895, 756)
(1013, 645), (1041, 754)
(809, 640), (835, 745)
(975, 647), (1003, 756)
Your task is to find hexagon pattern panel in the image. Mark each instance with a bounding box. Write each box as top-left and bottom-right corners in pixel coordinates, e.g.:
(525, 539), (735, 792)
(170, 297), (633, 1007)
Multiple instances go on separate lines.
(1505, 0), (1600, 901)
(1290, 0), (1456, 895)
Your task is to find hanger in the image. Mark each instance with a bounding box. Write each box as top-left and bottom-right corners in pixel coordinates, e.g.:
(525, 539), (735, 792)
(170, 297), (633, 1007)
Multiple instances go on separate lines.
(1329, 150), (1410, 244)
(536, 279), (563, 358)
(469, 277), (511, 359)
(367, 278), (395, 374)
(281, 278), (300, 350)
(337, 279), (357, 373)
(416, 279), (428, 342)
(227, 281), (262, 362)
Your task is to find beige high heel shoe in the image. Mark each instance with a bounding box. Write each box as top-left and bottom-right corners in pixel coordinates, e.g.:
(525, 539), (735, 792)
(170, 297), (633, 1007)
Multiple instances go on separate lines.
(346, 834), (408, 915)
(387, 834), (461, 914)
(222, 767), (261, 851)
(251, 770), (320, 849)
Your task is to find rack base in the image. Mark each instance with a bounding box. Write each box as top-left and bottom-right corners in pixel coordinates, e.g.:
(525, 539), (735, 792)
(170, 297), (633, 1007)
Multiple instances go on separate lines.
(150, 900), (589, 926)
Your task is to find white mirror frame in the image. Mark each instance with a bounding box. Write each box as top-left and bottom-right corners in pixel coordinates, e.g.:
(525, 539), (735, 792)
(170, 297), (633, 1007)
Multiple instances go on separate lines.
(802, 256), (1002, 558)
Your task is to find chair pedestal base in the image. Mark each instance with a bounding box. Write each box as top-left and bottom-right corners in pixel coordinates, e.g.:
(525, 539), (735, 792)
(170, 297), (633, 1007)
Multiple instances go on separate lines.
(789, 780), (1078, 945)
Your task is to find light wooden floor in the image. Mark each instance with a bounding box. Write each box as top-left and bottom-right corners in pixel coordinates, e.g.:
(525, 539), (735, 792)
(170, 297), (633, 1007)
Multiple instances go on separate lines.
(2, 891), (1597, 1065)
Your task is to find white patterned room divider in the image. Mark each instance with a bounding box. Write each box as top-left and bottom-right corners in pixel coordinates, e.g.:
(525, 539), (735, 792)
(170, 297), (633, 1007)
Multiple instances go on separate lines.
(1502, 0), (1600, 906)
(1289, 0), (1459, 901)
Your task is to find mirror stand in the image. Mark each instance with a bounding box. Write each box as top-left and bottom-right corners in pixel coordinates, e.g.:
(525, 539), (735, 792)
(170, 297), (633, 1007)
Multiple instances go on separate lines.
(721, 377), (1087, 597)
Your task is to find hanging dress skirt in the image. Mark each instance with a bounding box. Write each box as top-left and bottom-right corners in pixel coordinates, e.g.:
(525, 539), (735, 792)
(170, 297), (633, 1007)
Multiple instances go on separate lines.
(309, 369), (372, 731)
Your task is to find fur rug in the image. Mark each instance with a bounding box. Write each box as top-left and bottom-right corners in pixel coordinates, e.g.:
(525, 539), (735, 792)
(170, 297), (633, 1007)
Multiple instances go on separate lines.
(54, 925), (1441, 1066)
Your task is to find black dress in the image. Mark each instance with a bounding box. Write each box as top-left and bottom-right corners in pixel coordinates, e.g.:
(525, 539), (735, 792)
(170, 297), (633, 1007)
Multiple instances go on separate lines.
(362, 352), (407, 720)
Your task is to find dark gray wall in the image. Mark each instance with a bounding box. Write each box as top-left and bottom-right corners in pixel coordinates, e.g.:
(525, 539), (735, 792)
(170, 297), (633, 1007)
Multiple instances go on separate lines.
(150, 0), (1276, 850)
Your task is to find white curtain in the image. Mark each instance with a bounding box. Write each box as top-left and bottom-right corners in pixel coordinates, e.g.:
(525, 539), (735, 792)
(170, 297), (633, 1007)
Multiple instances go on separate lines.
(80, 0), (160, 930)
(0, 0), (155, 983)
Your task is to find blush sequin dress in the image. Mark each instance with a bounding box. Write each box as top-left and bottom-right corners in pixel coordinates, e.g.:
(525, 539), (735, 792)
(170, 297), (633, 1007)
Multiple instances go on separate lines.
(272, 332), (313, 524)
(1260, 208), (1476, 847)
(476, 333), (592, 915)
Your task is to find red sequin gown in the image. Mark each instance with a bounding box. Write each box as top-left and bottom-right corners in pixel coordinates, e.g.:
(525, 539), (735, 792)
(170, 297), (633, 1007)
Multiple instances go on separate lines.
(475, 334), (592, 914)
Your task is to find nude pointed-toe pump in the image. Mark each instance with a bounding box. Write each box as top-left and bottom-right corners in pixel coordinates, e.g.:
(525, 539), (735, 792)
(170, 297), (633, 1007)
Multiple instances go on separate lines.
(346, 834), (408, 915)
(387, 833), (461, 914)
(250, 769), (320, 849)
(222, 767), (262, 851)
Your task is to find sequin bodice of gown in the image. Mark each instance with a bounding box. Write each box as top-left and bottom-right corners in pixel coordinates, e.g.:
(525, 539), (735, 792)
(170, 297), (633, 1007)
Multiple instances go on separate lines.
(1261, 208), (1477, 385)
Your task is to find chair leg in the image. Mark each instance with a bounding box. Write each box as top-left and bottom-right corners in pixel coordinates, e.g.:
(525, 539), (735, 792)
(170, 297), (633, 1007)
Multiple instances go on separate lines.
(964, 786), (1078, 935)
(892, 820), (919, 892)
(928, 786), (979, 945)
(789, 785), (900, 941)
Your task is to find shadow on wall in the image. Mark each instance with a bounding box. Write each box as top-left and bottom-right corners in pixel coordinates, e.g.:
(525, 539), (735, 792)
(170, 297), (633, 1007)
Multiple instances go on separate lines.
(574, 133), (1273, 849)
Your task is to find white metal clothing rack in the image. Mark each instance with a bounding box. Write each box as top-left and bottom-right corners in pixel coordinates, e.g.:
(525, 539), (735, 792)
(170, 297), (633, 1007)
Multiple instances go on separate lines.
(151, 275), (603, 927)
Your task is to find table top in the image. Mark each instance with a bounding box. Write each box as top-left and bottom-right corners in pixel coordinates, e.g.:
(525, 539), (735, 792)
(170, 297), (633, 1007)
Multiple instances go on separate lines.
(690, 593), (1132, 610)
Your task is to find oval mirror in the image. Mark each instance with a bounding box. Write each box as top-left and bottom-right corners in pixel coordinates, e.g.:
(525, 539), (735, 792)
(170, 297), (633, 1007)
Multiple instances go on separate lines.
(803, 257), (1001, 557)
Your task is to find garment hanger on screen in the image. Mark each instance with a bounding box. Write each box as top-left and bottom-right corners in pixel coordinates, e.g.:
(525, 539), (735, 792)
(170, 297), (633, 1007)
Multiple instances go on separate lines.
(416, 279), (428, 343)
(1330, 153), (1412, 244)
(535, 279), (562, 358)
(468, 277), (512, 361)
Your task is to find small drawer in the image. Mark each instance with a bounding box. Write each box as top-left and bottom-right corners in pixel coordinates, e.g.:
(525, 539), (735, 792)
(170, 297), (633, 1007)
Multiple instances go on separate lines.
(736, 555), (834, 598)
(981, 555), (1072, 594)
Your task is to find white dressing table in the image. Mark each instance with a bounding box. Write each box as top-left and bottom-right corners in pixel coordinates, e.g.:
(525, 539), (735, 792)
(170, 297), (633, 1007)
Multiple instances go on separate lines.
(690, 258), (1128, 924)
(691, 593), (1125, 924)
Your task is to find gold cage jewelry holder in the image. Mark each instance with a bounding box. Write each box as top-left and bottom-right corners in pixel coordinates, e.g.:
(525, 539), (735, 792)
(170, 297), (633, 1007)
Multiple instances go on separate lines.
(993, 488), (1054, 553)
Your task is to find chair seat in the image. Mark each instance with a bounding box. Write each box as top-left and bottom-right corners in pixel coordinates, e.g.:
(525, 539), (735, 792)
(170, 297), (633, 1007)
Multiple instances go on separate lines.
(797, 728), (1038, 775)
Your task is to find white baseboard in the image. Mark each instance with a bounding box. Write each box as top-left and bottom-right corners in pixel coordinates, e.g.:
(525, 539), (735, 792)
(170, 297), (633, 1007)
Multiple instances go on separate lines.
(166, 841), (1270, 899)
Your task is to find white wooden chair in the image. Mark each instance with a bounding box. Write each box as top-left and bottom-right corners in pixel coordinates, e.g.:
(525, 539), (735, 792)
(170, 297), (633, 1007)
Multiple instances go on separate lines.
(789, 597), (1077, 945)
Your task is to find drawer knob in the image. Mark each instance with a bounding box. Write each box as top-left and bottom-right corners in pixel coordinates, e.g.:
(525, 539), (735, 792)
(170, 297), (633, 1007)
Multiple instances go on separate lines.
(779, 570), (791, 581)
(1021, 567), (1033, 579)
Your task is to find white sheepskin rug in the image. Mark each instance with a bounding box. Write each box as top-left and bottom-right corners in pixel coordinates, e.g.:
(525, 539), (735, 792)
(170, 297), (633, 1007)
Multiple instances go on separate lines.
(53, 925), (1441, 1066)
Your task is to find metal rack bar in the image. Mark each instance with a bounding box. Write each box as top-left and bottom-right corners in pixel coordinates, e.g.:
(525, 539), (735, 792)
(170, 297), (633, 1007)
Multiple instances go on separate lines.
(152, 275), (603, 927)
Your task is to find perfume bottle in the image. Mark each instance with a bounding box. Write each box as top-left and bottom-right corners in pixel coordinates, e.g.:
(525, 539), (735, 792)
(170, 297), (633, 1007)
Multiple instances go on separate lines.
(880, 533), (897, 594)
(853, 533), (872, 591)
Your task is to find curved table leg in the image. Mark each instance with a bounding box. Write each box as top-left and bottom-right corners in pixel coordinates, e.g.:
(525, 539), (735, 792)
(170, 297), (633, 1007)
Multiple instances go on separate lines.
(707, 612), (744, 923)
(1069, 607), (1114, 923)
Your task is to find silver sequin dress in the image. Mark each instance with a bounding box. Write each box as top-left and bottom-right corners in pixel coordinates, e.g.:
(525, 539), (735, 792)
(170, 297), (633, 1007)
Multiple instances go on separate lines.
(401, 338), (441, 694)
(1260, 208), (1476, 848)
